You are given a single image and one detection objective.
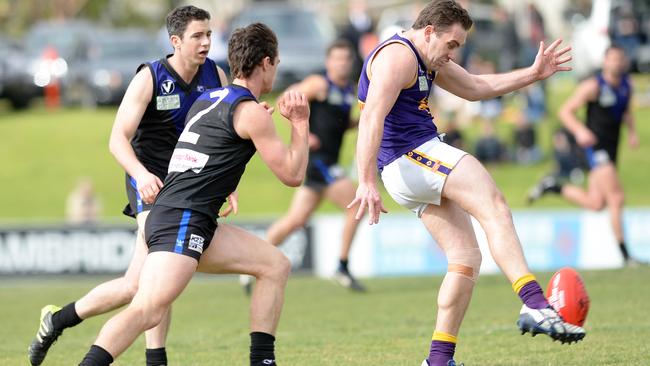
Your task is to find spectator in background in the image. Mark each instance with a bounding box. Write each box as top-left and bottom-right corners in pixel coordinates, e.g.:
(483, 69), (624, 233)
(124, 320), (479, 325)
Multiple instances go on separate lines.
(471, 57), (507, 163)
(66, 177), (101, 224)
(512, 3), (547, 164)
(610, 0), (642, 70)
(494, 5), (519, 73)
(339, 0), (374, 81)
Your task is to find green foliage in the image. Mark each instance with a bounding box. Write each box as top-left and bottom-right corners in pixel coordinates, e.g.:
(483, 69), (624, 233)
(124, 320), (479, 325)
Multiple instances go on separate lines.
(1, 268), (649, 365)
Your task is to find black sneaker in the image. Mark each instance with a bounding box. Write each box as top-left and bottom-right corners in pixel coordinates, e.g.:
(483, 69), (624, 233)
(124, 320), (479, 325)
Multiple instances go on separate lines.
(527, 175), (561, 205)
(28, 305), (63, 365)
(334, 269), (366, 292)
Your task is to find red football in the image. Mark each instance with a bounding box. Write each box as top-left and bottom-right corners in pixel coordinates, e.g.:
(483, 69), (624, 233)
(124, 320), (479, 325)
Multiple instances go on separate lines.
(546, 267), (590, 327)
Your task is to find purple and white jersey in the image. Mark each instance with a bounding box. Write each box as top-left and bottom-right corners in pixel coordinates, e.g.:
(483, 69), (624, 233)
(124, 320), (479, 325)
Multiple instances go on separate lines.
(358, 33), (438, 170)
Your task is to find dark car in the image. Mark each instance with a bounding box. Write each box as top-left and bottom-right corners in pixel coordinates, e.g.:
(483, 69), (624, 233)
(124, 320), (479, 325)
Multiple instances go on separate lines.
(229, 3), (336, 90)
(0, 36), (40, 109)
(65, 29), (161, 106)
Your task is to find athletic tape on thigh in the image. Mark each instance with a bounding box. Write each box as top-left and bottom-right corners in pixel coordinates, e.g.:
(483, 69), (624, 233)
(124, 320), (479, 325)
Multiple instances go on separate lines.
(446, 247), (482, 281)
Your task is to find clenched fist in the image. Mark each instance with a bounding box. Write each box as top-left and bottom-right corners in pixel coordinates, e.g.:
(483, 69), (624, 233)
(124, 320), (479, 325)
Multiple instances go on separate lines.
(278, 90), (309, 123)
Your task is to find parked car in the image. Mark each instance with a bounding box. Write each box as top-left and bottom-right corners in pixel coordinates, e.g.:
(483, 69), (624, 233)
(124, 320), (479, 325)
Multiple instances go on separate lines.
(229, 3), (336, 90)
(65, 29), (160, 106)
(19, 20), (97, 106)
(0, 35), (41, 109)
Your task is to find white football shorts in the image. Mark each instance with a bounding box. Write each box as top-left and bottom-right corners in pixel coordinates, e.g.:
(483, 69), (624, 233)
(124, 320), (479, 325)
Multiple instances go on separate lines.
(381, 136), (467, 217)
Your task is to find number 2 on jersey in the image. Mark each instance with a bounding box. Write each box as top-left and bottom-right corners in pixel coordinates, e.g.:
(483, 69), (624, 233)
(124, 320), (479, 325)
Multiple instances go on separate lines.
(178, 88), (230, 144)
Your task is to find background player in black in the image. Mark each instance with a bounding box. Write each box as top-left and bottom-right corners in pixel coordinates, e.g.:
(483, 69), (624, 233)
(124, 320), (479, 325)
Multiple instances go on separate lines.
(528, 46), (643, 266)
(28, 6), (230, 366)
(77, 23), (310, 366)
(264, 39), (367, 291)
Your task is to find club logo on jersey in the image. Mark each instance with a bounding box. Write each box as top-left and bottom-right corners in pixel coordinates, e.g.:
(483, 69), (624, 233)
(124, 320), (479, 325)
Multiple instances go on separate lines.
(156, 94), (181, 110)
(328, 89), (343, 105)
(161, 79), (175, 95)
(188, 234), (205, 253)
(418, 76), (429, 91)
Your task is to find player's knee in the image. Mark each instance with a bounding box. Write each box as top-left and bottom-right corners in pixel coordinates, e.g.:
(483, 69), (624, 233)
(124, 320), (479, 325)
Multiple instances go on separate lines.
(289, 214), (309, 230)
(260, 250), (291, 283)
(123, 281), (139, 302)
(274, 253), (292, 281)
(446, 246), (482, 282)
(587, 198), (606, 211)
(126, 303), (163, 330)
(608, 191), (625, 207)
(491, 191), (511, 217)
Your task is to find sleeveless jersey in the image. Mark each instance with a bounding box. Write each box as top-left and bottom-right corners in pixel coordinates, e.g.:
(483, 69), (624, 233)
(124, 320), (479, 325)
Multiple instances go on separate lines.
(155, 85), (257, 219)
(358, 33), (438, 170)
(130, 56), (222, 179)
(309, 76), (355, 165)
(586, 72), (631, 150)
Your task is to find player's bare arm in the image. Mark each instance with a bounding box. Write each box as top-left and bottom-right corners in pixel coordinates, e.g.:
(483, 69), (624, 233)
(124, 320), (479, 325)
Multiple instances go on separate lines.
(558, 78), (599, 148)
(622, 109), (639, 149)
(234, 91), (310, 186)
(292, 75), (328, 102)
(349, 43), (414, 224)
(108, 67), (162, 204)
(290, 75), (327, 150)
(436, 39), (571, 101)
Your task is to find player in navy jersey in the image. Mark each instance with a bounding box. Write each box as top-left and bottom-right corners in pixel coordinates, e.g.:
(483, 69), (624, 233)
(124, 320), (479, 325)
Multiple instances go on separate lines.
(528, 45), (644, 266)
(349, 1), (584, 365)
(28, 6), (229, 366)
(77, 23), (309, 366)
(263, 39), (367, 291)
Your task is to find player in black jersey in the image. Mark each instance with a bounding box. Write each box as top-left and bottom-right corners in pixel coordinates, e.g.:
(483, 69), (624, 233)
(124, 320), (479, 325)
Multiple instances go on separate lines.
(77, 23), (310, 366)
(264, 39), (366, 291)
(528, 46), (643, 266)
(28, 6), (230, 366)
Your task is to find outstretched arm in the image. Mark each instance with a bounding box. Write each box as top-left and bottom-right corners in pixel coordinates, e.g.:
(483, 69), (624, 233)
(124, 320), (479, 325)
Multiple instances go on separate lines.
(436, 39), (572, 101)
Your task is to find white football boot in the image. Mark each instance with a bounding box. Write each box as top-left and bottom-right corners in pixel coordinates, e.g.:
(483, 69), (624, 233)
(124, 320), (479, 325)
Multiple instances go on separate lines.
(517, 304), (586, 344)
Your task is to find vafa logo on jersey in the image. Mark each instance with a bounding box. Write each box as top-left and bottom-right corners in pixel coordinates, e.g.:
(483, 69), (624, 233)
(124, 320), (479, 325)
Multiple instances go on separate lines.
(157, 79), (180, 110)
(161, 79), (175, 95)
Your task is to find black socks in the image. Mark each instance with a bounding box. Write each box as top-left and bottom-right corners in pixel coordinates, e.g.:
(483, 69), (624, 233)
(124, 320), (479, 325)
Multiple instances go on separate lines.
(250, 331), (276, 366)
(619, 241), (630, 261)
(79, 345), (113, 366)
(146, 347), (168, 366)
(52, 302), (83, 332)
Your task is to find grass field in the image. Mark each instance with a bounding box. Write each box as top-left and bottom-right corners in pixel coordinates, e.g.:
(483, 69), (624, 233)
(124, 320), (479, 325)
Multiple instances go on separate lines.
(1, 268), (649, 365)
(1, 75), (650, 221)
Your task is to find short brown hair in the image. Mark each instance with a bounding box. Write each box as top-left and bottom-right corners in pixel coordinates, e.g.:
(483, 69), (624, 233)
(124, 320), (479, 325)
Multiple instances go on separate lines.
(228, 23), (279, 79)
(412, 0), (473, 33)
(166, 5), (210, 38)
(326, 39), (354, 57)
